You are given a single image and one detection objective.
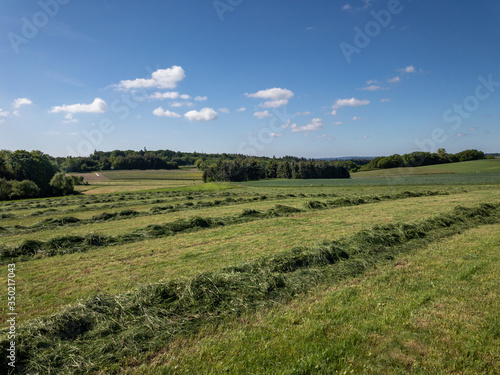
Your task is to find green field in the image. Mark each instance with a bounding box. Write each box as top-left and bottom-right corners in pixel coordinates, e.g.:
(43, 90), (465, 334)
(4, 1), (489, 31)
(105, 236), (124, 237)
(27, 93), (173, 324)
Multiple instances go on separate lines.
(101, 169), (203, 180)
(71, 169), (205, 194)
(1, 160), (499, 374)
(352, 158), (500, 177)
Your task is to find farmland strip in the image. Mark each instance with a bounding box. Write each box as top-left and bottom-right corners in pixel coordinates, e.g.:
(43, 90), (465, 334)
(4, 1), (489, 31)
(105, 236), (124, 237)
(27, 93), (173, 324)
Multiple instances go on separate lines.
(1, 191), (451, 261)
(2, 203), (498, 374)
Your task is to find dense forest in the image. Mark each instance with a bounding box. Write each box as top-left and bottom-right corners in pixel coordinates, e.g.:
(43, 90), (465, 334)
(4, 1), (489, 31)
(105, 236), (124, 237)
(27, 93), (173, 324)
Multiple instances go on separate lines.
(0, 150), (82, 200)
(202, 159), (350, 182)
(359, 149), (485, 171)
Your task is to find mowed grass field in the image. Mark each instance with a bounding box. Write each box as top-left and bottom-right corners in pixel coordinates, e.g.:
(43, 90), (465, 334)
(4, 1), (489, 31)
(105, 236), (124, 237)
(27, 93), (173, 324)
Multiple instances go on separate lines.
(1, 159), (499, 374)
(72, 168), (204, 194)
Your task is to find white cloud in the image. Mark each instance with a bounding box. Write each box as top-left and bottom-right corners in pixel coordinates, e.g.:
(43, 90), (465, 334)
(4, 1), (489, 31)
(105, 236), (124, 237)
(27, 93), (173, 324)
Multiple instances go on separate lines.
(342, 0), (373, 12)
(295, 111), (312, 116)
(153, 107), (181, 118)
(270, 133), (282, 137)
(218, 108), (229, 113)
(331, 110), (337, 116)
(171, 101), (193, 107)
(184, 107), (218, 122)
(50, 98), (108, 114)
(399, 65), (416, 73)
(113, 65), (186, 90)
(388, 76), (401, 83)
(180, 94), (191, 100)
(149, 92), (180, 100)
(291, 118), (324, 133)
(13, 98), (32, 108)
(253, 110), (273, 119)
(367, 80), (379, 85)
(246, 88), (294, 108)
(352, 116), (361, 121)
(245, 87), (294, 100)
(195, 96), (208, 101)
(63, 113), (78, 123)
(260, 99), (289, 108)
(236, 107), (247, 112)
(333, 121), (344, 125)
(0, 109), (9, 117)
(332, 98), (370, 109)
(381, 98), (391, 103)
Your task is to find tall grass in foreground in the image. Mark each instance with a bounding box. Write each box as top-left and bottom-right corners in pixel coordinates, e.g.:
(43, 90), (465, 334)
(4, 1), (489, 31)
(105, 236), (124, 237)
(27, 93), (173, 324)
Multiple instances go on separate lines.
(1, 203), (498, 374)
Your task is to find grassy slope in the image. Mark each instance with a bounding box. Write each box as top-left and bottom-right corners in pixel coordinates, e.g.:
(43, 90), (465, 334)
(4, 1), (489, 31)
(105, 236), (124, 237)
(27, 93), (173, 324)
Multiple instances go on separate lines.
(352, 158), (500, 178)
(1, 170), (499, 373)
(3, 187), (499, 323)
(126, 222), (500, 375)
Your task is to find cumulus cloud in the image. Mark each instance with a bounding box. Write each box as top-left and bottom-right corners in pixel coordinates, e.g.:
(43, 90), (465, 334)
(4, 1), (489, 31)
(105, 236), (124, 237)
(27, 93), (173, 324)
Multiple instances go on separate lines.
(63, 113), (78, 123)
(245, 88), (294, 108)
(270, 133), (282, 137)
(13, 98), (32, 108)
(388, 76), (401, 83)
(399, 65), (416, 73)
(195, 96), (207, 101)
(50, 98), (108, 114)
(218, 108), (229, 113)
(0, 109), (9, 117)
(253, 110), (273, 119)
(332, 98), (370, 109)
(171, 101), (193, 107)
(236, 107), (247, 112)
(184, 107), (218, 122)
(149, 92), (180, 100)
(291, 118), (324, 133)
(113, 65), (186, 90)
(153, 107), (181, 118)
(352, 116), (361, 121)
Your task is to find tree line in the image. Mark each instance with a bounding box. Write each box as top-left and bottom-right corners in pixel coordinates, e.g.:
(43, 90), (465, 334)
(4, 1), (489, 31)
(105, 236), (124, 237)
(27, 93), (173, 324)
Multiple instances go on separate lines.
(202, 159), (350, 182)
(0, 150), (82, 200)
(359, 149), (485, 171)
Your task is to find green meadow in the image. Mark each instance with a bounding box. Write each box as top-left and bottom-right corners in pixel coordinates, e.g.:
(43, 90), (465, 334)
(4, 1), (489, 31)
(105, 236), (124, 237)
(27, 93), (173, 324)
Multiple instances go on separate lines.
(1, 160), (499, 374)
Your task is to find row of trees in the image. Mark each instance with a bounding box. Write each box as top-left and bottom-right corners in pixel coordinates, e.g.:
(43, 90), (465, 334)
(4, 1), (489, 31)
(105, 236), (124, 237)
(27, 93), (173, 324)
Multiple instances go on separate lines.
(360, 149), (485, 171)
(0, 150), (80, 200)
(202, 159), (350, 182)
(54, 149), (315, 173)
(55, 149), (237, 172)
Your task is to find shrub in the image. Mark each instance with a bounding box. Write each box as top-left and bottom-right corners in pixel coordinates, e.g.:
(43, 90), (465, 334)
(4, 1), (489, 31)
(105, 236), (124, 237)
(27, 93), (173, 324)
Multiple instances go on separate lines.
(10, 180), (41, 199)
(50, 173), (75, 196)
(0, 178), (12, 200)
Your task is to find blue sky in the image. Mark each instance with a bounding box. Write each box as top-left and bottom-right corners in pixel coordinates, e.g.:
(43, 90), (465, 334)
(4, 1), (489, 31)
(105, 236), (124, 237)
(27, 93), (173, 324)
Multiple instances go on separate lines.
(1, 0), (499, 158)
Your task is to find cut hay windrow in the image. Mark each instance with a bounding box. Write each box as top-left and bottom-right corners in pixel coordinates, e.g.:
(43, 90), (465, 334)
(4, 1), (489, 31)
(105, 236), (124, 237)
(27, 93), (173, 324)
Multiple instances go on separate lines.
(1, 203), (498, 374)
(0, 191), (451, 261)
(0, 190), (448, 234)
